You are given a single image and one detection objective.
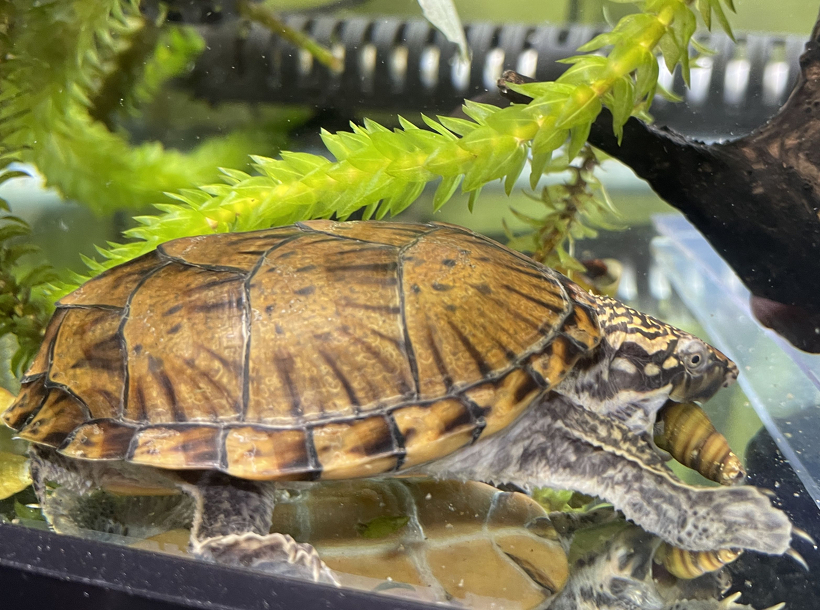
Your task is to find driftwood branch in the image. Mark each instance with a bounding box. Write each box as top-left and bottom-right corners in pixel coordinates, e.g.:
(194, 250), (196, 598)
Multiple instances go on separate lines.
(500, 10), (820, 351)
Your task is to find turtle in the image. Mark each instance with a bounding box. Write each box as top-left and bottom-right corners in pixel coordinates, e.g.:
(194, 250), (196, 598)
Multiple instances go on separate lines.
(0, 219), (794, 582)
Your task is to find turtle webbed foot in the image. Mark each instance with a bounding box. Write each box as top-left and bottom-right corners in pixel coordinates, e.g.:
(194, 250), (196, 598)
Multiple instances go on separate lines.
(194, 532), (338, 586)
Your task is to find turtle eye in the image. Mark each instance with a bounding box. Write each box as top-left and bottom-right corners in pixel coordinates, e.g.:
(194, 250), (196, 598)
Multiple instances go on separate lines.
(682, 345), (708, 371)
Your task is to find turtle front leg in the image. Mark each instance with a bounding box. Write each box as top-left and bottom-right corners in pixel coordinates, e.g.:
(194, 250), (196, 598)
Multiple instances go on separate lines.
(421, 395), (793, 555)
(184, 473), (337, 585)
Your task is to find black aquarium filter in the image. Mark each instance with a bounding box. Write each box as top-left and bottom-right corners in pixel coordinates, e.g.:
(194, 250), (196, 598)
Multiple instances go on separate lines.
(142, 1), (808, 137)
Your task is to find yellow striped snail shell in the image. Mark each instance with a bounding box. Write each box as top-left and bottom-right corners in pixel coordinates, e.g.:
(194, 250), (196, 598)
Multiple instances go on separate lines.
(656, 543), (743, 579)
(655, 401), (746, 486)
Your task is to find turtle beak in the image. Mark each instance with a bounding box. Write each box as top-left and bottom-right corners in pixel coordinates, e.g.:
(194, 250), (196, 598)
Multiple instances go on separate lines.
(722, 357), (739, 387)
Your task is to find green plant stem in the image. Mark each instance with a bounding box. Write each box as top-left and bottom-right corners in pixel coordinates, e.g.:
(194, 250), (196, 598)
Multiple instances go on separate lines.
(238, 0), (342, 72)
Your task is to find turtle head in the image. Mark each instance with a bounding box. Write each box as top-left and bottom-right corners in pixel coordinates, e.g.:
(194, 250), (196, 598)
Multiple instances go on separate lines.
(598, 313), (738, 418)
(665, 336), (738, 403)
(561, 294), (738, 431)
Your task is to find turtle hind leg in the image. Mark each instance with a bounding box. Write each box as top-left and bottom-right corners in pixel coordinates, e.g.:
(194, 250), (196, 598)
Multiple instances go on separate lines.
(29, 446), (192, 540)
(186, 472), (337, 585)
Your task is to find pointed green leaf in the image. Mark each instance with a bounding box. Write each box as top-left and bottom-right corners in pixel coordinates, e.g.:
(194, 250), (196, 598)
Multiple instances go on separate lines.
(437, 116), (479, 136)
(635, 49), (660, 99)
(504, 146), (529, 195)
(425, 142), (475, 177)
(0, 224), (31, 243)
(658, 33), (682, 74)
(433, 175), (462, 211)
(697, 0), (712, 30)
(529, 151), (551, 190)
(363, 117), (391, 133)
(382, 181), (426, 218)
(461, 100), (502, 125)
(467, 186), (482, 212)
(420, 114), (458, 140)
(396, 115), (419, 131)
(0, 170), (31, 185)
(555, 86), (602, 130)
(320, 130), (352, 161)
(369, 132), (412, 161)
(608, 77), (636, 140)
(532, 128), (568, 156)
(710, 0), (735, 40)
(485, 108), (539, 140)
(577, 32), (618, 53)
(417, 0), (469, 62)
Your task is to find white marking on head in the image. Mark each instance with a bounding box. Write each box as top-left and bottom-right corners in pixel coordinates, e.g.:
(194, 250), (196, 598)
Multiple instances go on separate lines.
(662, 356), (679, 370)
(644, 363), (661, 376)
(611, 357), (638, 375)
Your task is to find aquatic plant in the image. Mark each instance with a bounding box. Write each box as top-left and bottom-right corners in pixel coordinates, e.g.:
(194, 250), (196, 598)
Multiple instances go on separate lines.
(0, 0), (735, 326)
(0, 0), (284, 213)
(50, 0), (732, 298)
(0, 173), (57, 377)
(504, 145), (620, 274)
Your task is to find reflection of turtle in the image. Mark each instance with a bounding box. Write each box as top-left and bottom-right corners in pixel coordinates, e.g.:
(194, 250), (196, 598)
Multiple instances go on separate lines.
(1, 220), (793, 580)
(551, 524), (778, 610)
(119, 479), (568, 608)
(34, 478), (762, 610)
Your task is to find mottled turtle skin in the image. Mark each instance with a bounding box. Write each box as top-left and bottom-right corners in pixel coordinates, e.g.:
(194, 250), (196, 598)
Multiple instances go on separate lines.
(1, 220), (794, 580)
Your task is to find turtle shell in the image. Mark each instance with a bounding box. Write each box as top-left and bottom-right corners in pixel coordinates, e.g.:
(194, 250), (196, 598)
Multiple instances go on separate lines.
(3, 220), (600, 480)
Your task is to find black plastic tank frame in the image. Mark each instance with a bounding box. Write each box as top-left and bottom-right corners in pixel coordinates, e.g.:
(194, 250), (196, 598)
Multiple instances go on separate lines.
(0, 521), (443, 610)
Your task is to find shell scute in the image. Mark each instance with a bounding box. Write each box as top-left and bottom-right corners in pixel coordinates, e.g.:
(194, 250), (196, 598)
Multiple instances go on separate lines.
(57, 251), (163, 308)
(527, 336), (585, 389)
(245, 232), (412, 424)
(298, 219), (434, 247)
(312, 416), (400, 479)
(17, 388), (86, 446)
(224, 426), (314, 480)
(464, 368), (542, 438)
(559, 300), (601, 352)
(392, 398), (479, 469)
(158, 226), (302, 272)
(129, 425), (222, 470)
(123, 263), (246, 423)
(401, 226), (572, 400)
(24, 308), (67, 380)
(60, 419), (136, 460)
(48, 307), (124, 420)
(2, 376), (48, 430)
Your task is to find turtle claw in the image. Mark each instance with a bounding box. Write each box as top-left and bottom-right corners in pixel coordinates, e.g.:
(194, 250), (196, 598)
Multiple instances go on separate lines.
(792, 526), (816, 546)
(194, 532), (339, 586)
(719, 592), (743, 607)
(785, 546), (809, 571)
